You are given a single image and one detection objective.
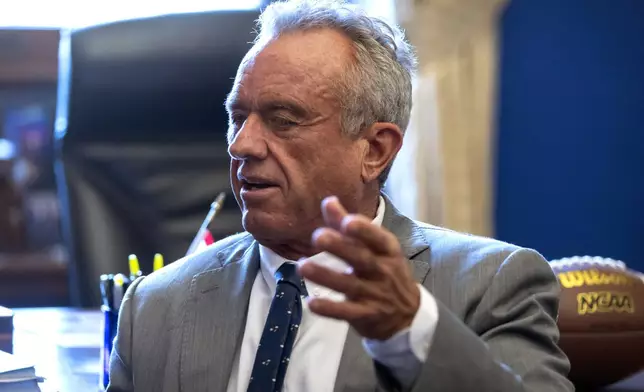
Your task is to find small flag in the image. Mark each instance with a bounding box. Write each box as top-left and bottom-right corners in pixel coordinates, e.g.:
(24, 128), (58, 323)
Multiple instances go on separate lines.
(203, 230), (215, 246)
(186, 193), (226, 256)
(194, 230), (215, 253)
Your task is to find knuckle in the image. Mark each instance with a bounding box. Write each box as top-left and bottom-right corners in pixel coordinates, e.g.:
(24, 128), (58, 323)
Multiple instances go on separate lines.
(349, 280), (365, 299)
(358, 249), (373, 267)
(364, 304), (381, 321)
(388, 239), (402, 254)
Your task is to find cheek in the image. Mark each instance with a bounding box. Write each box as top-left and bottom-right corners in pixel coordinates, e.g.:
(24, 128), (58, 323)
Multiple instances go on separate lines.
(279, 146), (315, 183)
(285, 141), (361, 186)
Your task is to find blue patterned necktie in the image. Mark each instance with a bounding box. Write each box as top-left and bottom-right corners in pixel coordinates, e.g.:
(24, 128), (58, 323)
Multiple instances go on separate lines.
(247, 262), (308, 392)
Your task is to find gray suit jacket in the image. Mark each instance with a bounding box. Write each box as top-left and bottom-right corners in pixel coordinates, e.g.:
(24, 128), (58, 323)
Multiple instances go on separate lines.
(107, 198), (573, 392)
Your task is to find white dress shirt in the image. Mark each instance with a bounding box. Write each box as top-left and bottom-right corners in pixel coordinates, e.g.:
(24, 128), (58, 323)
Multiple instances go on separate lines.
(226, 198), (439, 392)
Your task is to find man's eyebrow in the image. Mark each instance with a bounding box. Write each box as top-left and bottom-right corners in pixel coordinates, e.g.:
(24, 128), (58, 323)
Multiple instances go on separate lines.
(260, 99), (312, 118)
(225, 94), (317, 118)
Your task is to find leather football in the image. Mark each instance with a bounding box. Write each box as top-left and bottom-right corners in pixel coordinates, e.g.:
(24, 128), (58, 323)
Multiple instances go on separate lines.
(550, 256), (644, 389)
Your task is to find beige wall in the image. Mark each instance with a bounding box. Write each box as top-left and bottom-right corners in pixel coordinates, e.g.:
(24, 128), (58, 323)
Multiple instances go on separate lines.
(387, 0), (509, 237)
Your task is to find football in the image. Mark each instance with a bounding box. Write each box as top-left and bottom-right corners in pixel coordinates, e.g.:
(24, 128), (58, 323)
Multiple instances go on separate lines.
(550, 256), (644, 390)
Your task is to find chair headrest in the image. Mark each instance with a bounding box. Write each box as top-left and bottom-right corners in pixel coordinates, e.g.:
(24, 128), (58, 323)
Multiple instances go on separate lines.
(56, 10), (260, 143)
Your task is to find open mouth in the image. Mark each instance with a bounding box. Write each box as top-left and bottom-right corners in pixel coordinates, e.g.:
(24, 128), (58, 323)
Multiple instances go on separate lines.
(242, 181), (277, 191)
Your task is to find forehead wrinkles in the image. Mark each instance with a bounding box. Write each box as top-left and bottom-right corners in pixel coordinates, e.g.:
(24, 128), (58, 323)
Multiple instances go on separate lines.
(234, 50), (342, 110)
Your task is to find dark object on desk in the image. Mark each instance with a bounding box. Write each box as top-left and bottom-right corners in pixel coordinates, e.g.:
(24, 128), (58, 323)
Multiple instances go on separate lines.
(54, 10), (257, 307)
(98, 272), (130, 388)
(99, 306), (118, 390)
(551, 257), (644, 389)
(0, 307), (12, 354)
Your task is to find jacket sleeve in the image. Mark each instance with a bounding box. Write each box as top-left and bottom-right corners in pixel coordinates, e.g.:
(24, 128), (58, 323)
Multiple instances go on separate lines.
(377, 248), (574, 392)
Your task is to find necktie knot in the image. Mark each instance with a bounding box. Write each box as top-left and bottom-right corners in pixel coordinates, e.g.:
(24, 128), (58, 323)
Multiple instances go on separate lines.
(275, 262), (308, 297)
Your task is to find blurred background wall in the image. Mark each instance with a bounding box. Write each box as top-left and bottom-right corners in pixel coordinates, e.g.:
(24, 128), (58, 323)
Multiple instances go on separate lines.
(496, 0), (644, 272)
(390, 0), (644, 273)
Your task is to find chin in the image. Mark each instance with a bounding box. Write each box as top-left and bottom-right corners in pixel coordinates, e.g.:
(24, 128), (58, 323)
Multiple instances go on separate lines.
(241, 208), (296, 241)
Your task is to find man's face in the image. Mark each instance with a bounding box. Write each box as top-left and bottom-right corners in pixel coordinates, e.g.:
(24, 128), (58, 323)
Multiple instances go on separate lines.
(226, 30), (366, 248)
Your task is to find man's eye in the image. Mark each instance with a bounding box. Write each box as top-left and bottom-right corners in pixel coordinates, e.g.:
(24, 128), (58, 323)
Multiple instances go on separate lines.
(269, 116), (298, 129)
(230, 113), (247, 128)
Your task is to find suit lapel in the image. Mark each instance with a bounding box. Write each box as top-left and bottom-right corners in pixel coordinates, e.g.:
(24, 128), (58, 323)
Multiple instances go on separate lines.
(381, 194), (431, 260)
(180, 240), (260, 392)
(334, 195), (431, 392)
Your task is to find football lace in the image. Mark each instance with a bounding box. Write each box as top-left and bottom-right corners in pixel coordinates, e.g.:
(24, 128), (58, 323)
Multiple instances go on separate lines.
(549, 255), (627, 270)
(549, 257), (644, 281)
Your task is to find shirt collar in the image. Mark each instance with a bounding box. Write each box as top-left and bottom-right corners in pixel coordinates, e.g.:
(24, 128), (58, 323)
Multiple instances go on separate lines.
(259, 196), (386, 294)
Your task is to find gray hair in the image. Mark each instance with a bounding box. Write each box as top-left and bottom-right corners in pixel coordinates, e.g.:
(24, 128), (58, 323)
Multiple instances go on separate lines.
(255, 0), (417, 185)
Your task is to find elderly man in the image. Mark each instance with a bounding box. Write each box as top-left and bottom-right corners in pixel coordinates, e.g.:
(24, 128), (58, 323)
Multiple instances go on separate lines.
(108, 1), (573, 391)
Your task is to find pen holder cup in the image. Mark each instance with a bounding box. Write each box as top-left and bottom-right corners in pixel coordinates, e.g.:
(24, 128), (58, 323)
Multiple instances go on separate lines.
(100, 305), (119, 391)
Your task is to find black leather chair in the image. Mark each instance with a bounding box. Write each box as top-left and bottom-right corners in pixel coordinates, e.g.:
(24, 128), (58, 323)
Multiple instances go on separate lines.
(55, 10), (258, 307)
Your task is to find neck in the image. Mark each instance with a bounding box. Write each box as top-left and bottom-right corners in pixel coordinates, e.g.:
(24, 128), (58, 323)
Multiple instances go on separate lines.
(264, 241), (317, 261)
(263, 192), (381, 260)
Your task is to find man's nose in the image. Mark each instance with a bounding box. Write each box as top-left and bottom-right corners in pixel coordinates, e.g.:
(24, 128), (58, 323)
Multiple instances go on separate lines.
(228, 113), (268, 160)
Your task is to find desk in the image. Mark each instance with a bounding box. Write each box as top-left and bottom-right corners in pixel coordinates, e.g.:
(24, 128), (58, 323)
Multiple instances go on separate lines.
(9, 307), (644, 392)
(13, 308), (102, 392)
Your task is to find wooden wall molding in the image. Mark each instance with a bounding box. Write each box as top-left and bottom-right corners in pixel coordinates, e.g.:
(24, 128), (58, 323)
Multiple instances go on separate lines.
(0, 29), (59, 84)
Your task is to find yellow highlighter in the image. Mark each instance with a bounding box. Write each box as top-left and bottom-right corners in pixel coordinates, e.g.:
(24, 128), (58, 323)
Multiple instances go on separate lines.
(153, 253), (164, 272)
(128, 254), (143, 281)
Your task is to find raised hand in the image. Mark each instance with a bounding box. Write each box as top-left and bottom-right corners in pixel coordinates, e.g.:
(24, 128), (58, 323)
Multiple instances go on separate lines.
(298, 196), (420, 340)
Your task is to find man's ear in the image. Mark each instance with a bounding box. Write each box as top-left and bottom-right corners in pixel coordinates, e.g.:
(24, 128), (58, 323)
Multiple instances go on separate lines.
(360, 122), (403, 183)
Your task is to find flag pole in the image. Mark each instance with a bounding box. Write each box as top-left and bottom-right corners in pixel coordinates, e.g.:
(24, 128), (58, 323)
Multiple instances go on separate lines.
(185, 192), (226, 256)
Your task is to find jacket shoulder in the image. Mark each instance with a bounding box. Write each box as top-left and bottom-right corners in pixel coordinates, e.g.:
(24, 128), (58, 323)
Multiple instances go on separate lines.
(412, 220), (556, 315)
(415, 222), (523, 265)
(412, 220), (552, 285)
(127, 232), (254, 319)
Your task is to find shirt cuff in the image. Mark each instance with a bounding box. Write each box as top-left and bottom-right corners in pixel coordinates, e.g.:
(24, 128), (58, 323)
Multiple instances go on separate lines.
(362, 284), (439, 388)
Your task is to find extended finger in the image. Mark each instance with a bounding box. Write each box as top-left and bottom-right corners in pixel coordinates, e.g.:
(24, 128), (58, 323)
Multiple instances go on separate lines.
(321, 196), (348, 231)
(341, 215), (401, 256)
(311, 227), (379, 277)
